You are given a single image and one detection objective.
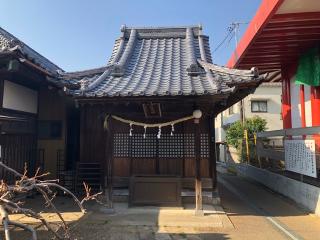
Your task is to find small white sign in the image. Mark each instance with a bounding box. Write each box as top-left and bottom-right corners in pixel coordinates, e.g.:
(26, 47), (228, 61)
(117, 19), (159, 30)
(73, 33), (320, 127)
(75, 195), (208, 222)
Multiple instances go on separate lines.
(2, 80), (38, 114)
(284, 140), (317, 178)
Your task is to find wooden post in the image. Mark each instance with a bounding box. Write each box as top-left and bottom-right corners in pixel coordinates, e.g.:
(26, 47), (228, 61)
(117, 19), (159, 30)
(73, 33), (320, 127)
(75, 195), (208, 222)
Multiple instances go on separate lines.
(244, 129), (250, 164)
(105, 117), (114, 208)
(254, 134), (262, 168)
(194, 117), (203, 216)
(209, 115), (217, 191)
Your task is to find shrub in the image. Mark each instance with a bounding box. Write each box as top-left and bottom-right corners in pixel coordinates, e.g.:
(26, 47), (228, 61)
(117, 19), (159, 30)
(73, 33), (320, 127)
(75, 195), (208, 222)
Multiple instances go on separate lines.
(226, 120), (244, 149)
(226, 116), (267, 150)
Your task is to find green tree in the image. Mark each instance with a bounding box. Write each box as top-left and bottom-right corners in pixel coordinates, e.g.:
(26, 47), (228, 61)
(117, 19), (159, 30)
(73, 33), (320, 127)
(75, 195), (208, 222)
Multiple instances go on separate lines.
(226, 116), (267, 149)
(226, 120), (244, 149)
(244, 116), (267, 139)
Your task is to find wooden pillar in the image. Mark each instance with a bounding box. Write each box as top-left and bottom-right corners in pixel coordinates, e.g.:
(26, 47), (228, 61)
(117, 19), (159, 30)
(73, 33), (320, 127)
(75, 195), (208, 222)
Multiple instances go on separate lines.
(79, 105), (86, 163)
(194, 117), (203, 216)
(209, 115), (217, 191)
(105, 117), (114, 208)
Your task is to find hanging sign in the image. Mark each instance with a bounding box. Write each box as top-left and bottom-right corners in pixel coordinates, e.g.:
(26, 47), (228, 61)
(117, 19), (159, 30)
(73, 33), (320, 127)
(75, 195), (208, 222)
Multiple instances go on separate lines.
(284, 139), (317, 178)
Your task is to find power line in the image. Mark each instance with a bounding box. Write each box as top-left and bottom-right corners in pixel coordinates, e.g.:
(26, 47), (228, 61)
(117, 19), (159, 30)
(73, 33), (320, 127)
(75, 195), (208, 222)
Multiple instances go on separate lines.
(213, 22), (249, 54)
(227, 30), (235, 45)
(212, 29), (234, 53)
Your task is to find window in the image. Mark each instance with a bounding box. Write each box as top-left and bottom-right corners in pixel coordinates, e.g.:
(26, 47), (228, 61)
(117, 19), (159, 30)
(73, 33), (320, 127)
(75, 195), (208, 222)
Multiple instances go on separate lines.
(38, 121), (63, 139)
(251, 100), (267, 113)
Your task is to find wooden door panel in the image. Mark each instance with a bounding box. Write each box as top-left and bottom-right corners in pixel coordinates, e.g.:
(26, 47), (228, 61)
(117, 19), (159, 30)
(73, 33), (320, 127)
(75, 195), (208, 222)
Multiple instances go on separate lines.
(131, 158), (156, 175)
(113, 157), (130, 177)
(159, 158), (182, 176)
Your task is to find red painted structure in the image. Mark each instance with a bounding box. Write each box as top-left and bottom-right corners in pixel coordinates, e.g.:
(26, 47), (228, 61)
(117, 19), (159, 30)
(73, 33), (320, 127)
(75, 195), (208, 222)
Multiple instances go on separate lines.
(311, 87), (320, 127)
(227, 0), (285, 71)
(281, 67), (292, 129)
(227, 0), (320, 130)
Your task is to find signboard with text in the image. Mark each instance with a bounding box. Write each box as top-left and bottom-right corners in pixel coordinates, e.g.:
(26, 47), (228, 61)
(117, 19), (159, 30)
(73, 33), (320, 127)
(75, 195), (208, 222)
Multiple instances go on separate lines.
(284, 140), (317, 178)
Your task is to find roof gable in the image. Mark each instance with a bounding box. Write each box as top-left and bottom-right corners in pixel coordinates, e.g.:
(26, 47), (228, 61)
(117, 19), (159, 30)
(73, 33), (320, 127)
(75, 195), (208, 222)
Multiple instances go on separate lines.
(0, 27), (62, 75)
(61, 25), (261, 98)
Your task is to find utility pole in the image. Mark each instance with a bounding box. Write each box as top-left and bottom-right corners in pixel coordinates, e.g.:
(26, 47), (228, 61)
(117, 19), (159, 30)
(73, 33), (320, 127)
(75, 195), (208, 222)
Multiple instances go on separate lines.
(229, 22), (249, 124)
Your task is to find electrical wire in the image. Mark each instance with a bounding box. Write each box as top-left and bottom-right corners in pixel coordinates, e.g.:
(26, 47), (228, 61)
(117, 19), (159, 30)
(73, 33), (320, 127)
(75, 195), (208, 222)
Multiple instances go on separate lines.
(212, 30), (234, 53)
(213, 22), (249, 54)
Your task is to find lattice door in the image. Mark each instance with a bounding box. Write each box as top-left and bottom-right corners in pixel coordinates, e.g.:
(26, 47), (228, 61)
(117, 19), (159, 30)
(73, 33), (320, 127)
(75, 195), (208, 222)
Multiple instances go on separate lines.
(113, 132), (210, 176)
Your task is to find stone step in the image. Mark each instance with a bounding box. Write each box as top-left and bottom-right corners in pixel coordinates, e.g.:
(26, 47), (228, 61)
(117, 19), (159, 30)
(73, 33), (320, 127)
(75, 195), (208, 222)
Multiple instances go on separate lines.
(110, 189), (218, 204)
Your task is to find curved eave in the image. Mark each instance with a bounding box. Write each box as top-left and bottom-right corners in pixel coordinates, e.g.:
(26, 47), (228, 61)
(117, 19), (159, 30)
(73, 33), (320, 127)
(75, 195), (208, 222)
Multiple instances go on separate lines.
(70, 91), (233, 102)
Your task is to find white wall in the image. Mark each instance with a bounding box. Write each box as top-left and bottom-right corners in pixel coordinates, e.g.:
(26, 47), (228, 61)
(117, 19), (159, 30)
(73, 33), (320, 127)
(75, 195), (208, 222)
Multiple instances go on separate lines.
(244, 83), (282, 131)
(218, 83), (282, 131)
(215, 83), (283, 161)
(290, 76), (302, 128)
(289, 76), (313, 128)
(2, 80), (38, 114)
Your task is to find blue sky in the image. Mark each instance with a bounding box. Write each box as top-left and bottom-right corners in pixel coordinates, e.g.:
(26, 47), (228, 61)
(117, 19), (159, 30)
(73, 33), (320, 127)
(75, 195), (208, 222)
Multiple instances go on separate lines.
(0, 0), (261, 72)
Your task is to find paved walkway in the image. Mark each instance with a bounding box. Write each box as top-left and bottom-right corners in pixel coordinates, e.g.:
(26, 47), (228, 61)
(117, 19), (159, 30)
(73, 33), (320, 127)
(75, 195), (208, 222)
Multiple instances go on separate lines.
(218, 172), (320, 240)
(3, 171), (320, 239)
(70, 172), (320, 240)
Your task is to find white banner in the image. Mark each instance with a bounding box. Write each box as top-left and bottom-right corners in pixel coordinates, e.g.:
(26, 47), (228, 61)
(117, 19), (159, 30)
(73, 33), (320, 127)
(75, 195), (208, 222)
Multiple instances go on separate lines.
(284, 140), (317, 178)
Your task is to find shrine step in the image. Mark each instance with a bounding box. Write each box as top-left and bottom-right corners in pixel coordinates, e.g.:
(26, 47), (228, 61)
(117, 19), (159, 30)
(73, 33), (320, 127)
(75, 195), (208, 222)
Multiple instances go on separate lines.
(111, 189), (218, 204)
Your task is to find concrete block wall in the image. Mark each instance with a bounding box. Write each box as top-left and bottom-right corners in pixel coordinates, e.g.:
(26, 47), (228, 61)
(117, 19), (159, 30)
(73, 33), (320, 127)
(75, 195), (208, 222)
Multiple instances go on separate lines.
(236, 164), (320, 217)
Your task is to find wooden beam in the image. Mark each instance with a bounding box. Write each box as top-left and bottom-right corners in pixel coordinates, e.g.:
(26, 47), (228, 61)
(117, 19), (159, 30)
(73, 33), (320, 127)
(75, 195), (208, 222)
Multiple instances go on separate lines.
(263, 25), (320, 32)
(255, 36), (320, 45)
(267, 19), (320, 29)
(194, 117), (203, 216)
(270, 12), (320, 22)
(246, 47), (302, 54)
(241, 55), (299, 61)
(260, 29), (320, 38)
(239, 63), (282, 68)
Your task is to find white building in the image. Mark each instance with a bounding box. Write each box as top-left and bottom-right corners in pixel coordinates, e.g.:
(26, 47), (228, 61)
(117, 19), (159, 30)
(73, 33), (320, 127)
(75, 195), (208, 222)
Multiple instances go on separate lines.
(215, 82), (282, 162)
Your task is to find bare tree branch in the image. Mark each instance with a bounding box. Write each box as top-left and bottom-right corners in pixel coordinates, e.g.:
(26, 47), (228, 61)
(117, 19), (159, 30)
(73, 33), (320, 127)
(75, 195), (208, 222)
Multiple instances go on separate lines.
(8, 220), (38, 240)
(0, 161), (103, 240)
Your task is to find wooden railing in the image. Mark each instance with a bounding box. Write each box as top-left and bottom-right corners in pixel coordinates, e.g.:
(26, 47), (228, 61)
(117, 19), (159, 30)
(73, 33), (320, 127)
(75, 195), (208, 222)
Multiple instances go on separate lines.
(256, 126), (320, 161)
(254, 126), (320, 186)
(257, 126), (320, 138)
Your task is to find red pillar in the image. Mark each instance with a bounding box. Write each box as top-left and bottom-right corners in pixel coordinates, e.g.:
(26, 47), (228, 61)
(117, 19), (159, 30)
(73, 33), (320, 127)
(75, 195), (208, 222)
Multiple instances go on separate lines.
(299, 85), (306, 139)
(311, 86), (320, 127)
(282, 68), (292, 129)
(311, 86), (320, 151)
(300, 85), (306, 128)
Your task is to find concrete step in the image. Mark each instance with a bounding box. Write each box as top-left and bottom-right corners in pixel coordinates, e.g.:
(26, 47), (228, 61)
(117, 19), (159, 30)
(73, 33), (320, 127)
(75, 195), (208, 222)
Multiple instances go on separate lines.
(111, 189), (220, 205)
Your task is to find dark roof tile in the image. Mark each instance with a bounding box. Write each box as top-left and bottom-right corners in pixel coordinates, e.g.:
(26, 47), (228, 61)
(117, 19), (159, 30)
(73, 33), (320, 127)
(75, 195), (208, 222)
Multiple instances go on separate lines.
(60, 25), (263, 97)
(0, 27), (62, 75)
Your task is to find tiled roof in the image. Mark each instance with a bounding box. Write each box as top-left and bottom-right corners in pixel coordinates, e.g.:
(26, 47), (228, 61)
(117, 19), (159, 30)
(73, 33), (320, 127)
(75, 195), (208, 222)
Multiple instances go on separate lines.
(61, 25), (263, 97)
(0, 27), (62, 75)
